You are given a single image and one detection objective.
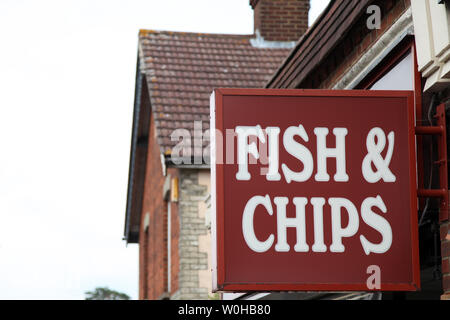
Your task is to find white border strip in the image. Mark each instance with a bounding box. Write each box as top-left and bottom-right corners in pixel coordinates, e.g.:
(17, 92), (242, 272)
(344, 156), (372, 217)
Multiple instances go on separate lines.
(210, 91), (218, 292)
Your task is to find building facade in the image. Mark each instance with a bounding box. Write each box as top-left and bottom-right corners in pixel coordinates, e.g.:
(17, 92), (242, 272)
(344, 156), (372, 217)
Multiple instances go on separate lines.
(125, 0), (450, 300)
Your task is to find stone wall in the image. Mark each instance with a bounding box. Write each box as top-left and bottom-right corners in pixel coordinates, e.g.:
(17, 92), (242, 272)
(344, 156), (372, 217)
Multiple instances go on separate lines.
(171, 169), (212, 300)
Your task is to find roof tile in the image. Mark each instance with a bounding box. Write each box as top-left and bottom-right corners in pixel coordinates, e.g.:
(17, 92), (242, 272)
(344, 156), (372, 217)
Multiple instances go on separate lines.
(139, 30), (291, 154)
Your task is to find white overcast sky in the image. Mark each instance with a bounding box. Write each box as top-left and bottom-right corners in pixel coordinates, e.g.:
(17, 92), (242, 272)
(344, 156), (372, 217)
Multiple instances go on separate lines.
(0, 0), (329, 300)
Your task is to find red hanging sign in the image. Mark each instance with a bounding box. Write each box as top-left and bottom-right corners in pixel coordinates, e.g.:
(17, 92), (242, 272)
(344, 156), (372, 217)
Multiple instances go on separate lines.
(210, 89), (419, 292)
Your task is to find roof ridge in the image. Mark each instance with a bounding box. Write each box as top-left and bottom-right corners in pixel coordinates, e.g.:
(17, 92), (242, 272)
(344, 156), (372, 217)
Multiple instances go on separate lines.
(139, 29), (255, 39)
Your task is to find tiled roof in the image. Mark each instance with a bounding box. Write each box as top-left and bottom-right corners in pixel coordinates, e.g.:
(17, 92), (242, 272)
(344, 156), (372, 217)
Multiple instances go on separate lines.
(138, 30), (292, 156)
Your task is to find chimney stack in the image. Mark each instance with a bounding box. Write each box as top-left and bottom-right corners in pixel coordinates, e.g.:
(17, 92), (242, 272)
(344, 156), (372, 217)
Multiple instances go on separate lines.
(250, 0), (310, 42)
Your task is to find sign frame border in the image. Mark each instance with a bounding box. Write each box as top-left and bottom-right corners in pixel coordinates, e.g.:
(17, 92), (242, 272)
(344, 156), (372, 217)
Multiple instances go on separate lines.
(211, 88), (419, 292)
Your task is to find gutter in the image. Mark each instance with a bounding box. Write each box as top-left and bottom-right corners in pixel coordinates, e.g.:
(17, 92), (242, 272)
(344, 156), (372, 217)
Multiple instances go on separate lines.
(163, 154), (210, 169)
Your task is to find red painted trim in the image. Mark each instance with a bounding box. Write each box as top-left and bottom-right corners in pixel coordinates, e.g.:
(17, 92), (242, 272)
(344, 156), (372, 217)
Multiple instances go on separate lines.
(417, 189), (447, 198)
(214, 88), (413, 98)
(407, 92), (421, 291)
(213, 89), (420, 292)
(221, 283), (418, 292)
(214, 89), (226, 287)
(415, 126), (445, 135)
(436, 104), (449, 222)
(412, 44), (425, 212)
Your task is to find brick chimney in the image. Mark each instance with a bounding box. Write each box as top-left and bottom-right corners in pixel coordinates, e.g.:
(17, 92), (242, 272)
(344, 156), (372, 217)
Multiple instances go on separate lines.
(250, 0), (310, 42)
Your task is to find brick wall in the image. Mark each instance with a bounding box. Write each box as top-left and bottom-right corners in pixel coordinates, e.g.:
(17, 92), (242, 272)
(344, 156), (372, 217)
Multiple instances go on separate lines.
(316, 0), (411, 89)
(139, 111), (168, 300)
(252, 0), (309, 42)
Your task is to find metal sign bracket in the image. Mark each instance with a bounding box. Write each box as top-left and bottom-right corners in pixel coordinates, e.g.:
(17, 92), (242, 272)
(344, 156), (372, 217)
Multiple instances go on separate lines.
(416, 103), (449, 222)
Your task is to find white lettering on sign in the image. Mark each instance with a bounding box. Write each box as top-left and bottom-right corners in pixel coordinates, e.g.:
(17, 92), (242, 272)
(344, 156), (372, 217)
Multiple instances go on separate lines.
(360, 196), (392, 255)
(236, 124), (396, 255)
(314, 128), (349, 182)
(236, 125), (351, 182)
(265, 127), (282, 181)
(281, 125), (314, 183)
(329, 198), (359, 253)
(241, 195), (392, 255)
(274, 197), (309, 253)
(242, 195), (274, 253)
(362, 128), (396, 183)
(235, 125), (266, 181)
